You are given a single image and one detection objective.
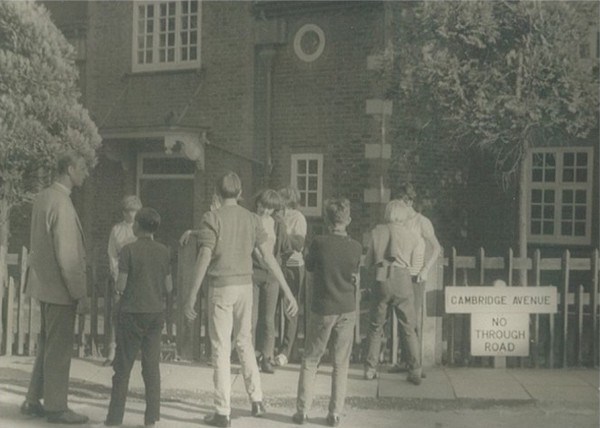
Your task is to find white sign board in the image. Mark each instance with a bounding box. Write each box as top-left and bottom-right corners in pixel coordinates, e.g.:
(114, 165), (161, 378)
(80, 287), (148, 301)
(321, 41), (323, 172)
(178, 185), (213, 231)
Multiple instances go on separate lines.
(471, 313), (529, 356)
(445, 286), (557, 314)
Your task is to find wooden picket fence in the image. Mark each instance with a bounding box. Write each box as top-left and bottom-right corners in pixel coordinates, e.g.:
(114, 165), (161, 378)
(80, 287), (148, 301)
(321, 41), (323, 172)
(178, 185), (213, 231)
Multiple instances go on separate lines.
(443, 247), (600, 368)
(1, 244), (598, 369)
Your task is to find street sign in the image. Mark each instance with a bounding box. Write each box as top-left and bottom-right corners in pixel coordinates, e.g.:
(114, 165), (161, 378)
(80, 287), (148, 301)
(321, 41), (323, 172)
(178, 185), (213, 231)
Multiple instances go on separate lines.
(445, 286), (557, 314)
(471, 313), (529, 356)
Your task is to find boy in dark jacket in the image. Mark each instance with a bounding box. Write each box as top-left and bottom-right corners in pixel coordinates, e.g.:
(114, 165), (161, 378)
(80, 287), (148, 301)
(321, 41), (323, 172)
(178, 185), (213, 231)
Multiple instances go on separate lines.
(292, 198), (362, 427)
(104, 208), (173, 427)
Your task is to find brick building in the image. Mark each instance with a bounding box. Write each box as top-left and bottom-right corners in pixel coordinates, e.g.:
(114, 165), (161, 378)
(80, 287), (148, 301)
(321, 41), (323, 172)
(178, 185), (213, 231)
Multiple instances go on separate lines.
(9, 1), (598, 284)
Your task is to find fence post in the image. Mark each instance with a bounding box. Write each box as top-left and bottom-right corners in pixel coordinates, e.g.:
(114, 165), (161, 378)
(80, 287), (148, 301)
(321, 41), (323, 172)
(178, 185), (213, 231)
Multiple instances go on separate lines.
(561, 249), (570, 368)
(532, 249), (541, 368)
(17, 247), (28, 355)
(592, 249), (598, 367)
(6, 277), (16, 356)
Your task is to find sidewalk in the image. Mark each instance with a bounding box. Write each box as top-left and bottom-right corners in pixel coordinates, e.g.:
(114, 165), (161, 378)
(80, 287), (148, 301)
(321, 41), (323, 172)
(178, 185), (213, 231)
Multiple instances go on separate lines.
(1, 356), (598, 407)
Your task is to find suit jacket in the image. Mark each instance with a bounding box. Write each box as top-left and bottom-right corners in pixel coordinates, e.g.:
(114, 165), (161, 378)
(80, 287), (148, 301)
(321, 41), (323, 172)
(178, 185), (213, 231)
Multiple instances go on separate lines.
(25, 183), (87, 304)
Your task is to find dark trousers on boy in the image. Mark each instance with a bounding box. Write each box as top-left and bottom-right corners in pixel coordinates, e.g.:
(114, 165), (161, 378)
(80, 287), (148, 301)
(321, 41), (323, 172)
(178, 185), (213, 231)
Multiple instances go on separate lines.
(106, 312), (163, 426)
(296, 311), (355, 416)
(365, 267), (421, 377)
(279, 265), (305, 361)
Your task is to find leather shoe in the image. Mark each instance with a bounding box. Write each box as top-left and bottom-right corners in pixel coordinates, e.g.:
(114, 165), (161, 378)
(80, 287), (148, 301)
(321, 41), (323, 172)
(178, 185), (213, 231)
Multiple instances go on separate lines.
(326, 413), (340, 427)
(20, 400), (44, 417)
(203, 413), (231, 428)
(260, 359), (275, 374)
(47, 409), (89, 424)
(251, 401), (265, 417)
(292, 412), (308, 425)
(407, 372), (422, 386)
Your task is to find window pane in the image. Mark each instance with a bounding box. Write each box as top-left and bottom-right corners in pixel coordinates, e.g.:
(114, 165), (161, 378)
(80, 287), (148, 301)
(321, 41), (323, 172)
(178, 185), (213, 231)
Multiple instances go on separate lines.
(160, 3), (167, 16)
(575, 206), (586, 220)
(191, 0), (198, 13)
(159, 50), (166, 62)
(138, 36), (145, 49)
(169, 2), (176, 14)
(563, 190), (573, 204)
(297, 176), (306, 190)
(299, 192), (306, 206)
(544, 169), (555, 182)
(532, 153), (543, 167)
(575, 169), (587, 182)
(160, 34), (166, 47)
(191, 15), (197, 29)
(146, 51), (153, 63)
(564, 152), (574, 166)
(138, 20), (145, 34)
(563, 168), (574, 182)
(575, 190), (586, 203)
(308, 160), (318, 174)
(545, 153), (555, 166)
(562, 205), (573, 220)
(190, 48), (197, 60)
(532, 169), (543, 182)
(137, 51), (144, 64)
(147, 20), (154, 33)
(543, 206), (554, 219)
(167, 48), (174, 61)
(531, 221), (541, 235)
(143, 157), (195, 175)
(168, 33), (175, 46)
(181, 48), (188, 61)
(181, 32), (188, 45)
(182, 0), (188, 14)
(574, 222), (586, 236)
(147, 4), (154, 17)
(182, 17), (188, 30)
(561, 222), (572, 236)
(308, 176), (318, 191)
(576, 152), (587, 166)
(308, 193), (317, 207)
(531, 189), (542, 203)
(190, 31), (197, 43)
(298, 160), (307, 173)
(139, 5), (145, 17)
(543, 221), (554, 235)
(531, 205), (541, 219)
(544, 190), (554, 203)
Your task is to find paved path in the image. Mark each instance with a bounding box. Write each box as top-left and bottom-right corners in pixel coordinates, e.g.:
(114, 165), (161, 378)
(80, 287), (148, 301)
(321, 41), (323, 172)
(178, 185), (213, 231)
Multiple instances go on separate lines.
(0, 356), (598, 428)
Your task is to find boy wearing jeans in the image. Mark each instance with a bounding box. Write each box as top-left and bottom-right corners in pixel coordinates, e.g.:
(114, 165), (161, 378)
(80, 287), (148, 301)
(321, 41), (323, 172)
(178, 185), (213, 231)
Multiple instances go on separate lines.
(293, 198), (362, 427)
(105, 208), (173, 427)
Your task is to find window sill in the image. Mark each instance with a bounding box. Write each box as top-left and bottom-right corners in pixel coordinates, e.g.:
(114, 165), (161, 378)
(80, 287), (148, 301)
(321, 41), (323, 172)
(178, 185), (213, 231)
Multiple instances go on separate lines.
(125, 67), (205, 78)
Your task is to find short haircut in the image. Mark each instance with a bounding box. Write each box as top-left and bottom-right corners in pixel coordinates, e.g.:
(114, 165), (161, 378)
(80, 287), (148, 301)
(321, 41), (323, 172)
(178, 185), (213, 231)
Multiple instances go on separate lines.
(396, 182), (417, 203)
(121, 195), (142, 212)
(255, 189), (282, 211)
(216, 171), (242, 199)
(278, 186), (300, 209)
(384, 199), (409, 223)
(324, 197), (351, 226)
(56, 152), (80, 176)
(135, 207), (161, 233)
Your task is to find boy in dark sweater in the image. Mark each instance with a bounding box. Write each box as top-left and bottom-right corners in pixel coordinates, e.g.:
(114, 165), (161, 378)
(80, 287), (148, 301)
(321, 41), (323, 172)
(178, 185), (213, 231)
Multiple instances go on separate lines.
(293, 198), (362, 427)
(104, 208), (173, 427)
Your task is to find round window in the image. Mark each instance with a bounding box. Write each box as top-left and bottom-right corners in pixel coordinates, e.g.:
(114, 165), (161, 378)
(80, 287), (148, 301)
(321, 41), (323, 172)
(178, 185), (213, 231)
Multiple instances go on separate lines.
(293, 24), (325, 62)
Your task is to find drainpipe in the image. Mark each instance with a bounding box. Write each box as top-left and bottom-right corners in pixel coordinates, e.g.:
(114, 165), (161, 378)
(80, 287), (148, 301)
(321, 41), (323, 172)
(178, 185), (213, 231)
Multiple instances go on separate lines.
(258, 46), (277, 180)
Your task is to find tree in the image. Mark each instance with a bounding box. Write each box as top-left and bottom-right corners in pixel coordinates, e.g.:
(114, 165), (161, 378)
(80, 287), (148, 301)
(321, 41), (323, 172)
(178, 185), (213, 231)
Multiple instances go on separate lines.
(0, 1), (101, 287)
(388, 1), (598, 282)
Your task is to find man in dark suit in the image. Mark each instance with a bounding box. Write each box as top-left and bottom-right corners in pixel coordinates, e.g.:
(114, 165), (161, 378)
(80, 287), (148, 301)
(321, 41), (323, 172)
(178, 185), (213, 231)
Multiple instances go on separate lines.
(21, 151), (90, 424)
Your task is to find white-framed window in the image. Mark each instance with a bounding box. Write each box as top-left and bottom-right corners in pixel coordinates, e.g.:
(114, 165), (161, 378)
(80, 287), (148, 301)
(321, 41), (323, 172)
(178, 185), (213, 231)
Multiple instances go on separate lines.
(528, 147), (593, 245)
(138, 152), (196, 180)
(132, 0), (201, 72)
(291, 153), (323, 217)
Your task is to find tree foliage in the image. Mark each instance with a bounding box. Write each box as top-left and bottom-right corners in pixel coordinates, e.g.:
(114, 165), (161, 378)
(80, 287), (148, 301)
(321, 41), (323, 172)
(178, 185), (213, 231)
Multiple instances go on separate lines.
(390, 1), (598, 181)
(0, 0), (101, 209)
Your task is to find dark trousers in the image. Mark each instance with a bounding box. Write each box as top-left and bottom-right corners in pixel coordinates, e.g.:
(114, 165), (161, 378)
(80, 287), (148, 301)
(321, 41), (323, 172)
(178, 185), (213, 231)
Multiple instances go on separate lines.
(106, 312), (163, 426)
(279, 265), (305, 359)
(251, 276), (280, 361)
(26, 301), (77, 413)
(365, 267), (421, 375)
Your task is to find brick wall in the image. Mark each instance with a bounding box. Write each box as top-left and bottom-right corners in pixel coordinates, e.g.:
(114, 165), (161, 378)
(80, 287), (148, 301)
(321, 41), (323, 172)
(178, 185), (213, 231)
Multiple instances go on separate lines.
(266, 4), (384, 240)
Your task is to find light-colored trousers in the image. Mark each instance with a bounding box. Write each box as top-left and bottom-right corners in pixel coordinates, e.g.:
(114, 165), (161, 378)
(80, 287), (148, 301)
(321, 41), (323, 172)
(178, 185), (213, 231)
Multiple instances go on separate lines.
(208, 284), (263, 416)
